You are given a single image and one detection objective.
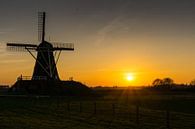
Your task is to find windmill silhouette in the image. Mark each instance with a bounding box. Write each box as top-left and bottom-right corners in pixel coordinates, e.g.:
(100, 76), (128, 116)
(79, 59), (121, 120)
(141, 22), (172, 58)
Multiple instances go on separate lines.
(5, 12), (91, 95)
(7, 12), (74, 81)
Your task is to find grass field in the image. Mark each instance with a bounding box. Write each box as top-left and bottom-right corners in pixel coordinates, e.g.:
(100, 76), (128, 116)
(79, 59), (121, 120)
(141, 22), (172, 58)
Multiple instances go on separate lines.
(0, 88), (195, 129)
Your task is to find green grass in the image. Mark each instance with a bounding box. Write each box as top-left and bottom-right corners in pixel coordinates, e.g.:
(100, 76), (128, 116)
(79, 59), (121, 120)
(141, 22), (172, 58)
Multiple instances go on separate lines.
(0, 91), (195, 129)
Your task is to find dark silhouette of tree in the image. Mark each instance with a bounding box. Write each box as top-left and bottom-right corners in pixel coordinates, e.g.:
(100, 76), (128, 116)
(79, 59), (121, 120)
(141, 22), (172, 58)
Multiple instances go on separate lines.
(162, 78), (174, 86)
(190, 79), (195, 86)
(152, 78), (163, 87)
(152, 77), (174, 89)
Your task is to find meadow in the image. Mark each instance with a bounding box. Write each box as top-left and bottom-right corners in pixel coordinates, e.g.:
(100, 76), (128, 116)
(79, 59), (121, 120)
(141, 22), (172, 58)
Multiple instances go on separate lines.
(0, 88), (195, 129)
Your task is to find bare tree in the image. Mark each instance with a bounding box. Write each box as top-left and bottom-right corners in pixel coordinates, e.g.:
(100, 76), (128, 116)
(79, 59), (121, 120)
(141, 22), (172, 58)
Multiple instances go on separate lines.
(152, 78), (163, 87)
(162, 78), (174, 86)
(152, 77), (174, 89)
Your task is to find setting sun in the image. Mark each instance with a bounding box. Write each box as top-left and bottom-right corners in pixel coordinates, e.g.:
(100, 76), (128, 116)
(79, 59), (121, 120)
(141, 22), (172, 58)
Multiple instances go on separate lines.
(126, 73), (135, 81)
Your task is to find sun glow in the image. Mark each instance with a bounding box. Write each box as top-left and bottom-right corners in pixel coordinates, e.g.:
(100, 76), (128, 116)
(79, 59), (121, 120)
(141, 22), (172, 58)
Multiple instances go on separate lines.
(126, 73), (135, 81)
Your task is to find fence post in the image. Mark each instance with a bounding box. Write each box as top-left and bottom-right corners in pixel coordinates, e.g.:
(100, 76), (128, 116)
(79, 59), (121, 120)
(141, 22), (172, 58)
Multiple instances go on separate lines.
(79, 102), (82, 113)
(128, 106), (131, 121)
(94, 102), (97, 115)
(166, 110), (170, 129)
(112, 103), (115, 116)
(136, 105), (139, 126)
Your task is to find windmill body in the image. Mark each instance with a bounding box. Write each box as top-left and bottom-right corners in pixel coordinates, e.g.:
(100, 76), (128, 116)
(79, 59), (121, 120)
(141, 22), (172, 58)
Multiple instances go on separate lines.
(32, 41), (60, 80)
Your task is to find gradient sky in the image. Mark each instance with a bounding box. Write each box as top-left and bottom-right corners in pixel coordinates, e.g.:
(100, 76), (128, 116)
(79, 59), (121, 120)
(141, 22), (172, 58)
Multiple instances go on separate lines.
(1, 0), (195, 86)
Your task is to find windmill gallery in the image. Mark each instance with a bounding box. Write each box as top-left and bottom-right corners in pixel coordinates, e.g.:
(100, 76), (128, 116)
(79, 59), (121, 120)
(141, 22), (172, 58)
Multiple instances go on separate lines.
(6, 12), (91, 95)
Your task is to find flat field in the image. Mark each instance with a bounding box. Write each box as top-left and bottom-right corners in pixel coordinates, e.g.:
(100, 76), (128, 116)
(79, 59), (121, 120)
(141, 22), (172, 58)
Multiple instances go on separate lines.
(0, 88), (195, 129)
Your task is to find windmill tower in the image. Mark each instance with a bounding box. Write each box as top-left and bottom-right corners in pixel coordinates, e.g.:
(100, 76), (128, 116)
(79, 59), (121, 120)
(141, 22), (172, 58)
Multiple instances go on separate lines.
(7, 12), (74, 81)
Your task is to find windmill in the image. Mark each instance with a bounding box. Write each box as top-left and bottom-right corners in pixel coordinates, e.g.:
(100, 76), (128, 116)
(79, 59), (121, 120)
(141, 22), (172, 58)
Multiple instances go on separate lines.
(5, 12), (88, 95)
(7, 12), (74, 81)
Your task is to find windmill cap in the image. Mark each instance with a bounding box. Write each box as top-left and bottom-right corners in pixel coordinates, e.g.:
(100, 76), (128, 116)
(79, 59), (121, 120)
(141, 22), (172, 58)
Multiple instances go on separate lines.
(37, 41), (53, 50)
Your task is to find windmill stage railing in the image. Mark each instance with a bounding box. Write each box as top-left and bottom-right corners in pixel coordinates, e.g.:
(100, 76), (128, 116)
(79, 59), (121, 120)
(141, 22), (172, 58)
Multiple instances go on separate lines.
(17, 75), (47, 81)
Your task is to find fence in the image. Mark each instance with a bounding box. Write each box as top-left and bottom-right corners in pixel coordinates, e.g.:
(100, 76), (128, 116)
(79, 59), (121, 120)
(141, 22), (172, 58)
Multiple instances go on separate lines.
(1, 97), (195, 129)
(32, 99), (195, 129)
(59, 102), (175, 129)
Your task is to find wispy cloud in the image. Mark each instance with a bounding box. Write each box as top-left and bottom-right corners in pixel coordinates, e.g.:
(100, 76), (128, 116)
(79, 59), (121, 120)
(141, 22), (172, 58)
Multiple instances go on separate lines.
(94, 1), (136, 46)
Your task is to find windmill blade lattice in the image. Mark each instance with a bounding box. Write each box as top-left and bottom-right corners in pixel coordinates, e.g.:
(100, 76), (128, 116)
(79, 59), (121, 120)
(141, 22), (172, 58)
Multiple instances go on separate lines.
(38, 12), (46, 42)
(7, 43), (37, 51)
(52, 42), (74, 51)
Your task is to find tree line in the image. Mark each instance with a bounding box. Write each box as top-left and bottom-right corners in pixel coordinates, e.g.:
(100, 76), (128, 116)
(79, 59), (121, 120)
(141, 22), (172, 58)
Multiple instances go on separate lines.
(151, 77), (195, 90)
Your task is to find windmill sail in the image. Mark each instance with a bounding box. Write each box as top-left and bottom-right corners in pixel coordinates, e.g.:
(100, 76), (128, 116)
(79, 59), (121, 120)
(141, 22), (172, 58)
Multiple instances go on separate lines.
(7, 43), (37, 51)
(52, 42), (74, 50)
(38, 12), (46, 42)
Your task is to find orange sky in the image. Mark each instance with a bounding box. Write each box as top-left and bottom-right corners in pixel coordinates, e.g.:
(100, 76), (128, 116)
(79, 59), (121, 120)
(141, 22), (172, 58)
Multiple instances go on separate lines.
(1, 1), (195, 86)
(1, 37), (195, 87)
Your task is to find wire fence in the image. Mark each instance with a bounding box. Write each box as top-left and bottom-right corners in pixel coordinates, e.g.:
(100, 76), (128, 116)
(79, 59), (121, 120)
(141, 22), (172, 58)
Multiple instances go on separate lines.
(1, 97), (195, 129)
